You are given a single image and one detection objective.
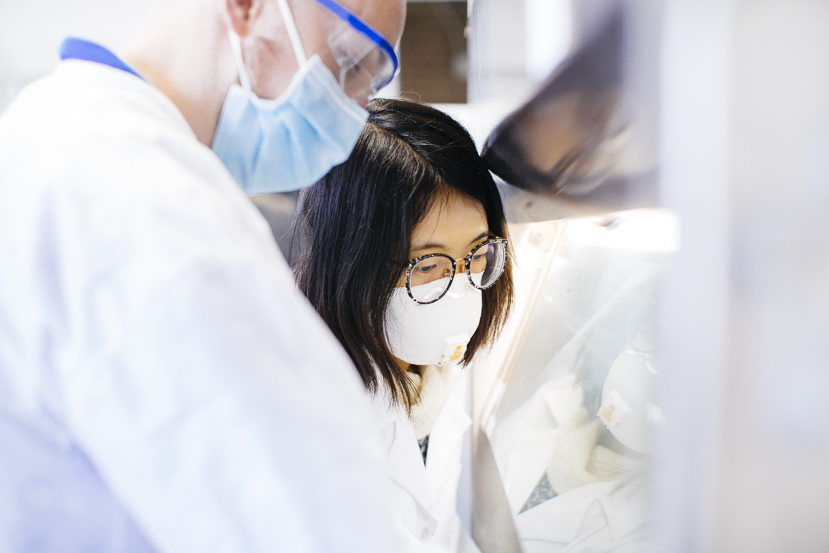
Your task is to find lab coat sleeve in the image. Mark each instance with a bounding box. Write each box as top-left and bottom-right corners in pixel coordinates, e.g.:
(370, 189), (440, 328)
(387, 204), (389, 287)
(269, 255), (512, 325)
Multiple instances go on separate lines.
(54, 239), (397, 552)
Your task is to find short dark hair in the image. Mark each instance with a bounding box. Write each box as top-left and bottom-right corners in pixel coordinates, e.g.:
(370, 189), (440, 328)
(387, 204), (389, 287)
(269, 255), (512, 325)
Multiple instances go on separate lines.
(291, 99), (513, 410)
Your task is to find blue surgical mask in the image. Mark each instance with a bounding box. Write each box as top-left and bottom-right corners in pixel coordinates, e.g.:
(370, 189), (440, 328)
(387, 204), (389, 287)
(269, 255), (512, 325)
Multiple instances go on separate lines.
(211, 0), (369, 194)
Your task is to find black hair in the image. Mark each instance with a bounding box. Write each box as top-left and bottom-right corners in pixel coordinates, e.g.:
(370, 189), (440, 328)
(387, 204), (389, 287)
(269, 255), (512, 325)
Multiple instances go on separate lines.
(291, 98), (513, 411)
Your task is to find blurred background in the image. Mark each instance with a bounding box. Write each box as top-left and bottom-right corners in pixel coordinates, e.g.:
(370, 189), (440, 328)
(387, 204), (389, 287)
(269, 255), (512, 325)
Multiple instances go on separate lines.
(4, 1), (829, 551)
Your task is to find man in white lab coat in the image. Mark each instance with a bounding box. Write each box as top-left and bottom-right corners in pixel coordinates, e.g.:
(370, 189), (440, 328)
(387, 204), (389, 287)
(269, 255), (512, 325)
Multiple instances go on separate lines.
(0, 0), (406, 552)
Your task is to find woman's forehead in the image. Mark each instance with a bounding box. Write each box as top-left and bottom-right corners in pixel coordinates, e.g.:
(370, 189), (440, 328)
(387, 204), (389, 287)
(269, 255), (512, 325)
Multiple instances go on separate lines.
(411, 192), (488, 253)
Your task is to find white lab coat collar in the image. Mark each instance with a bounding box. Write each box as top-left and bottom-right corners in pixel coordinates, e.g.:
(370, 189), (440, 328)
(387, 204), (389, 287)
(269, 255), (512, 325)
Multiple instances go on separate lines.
(371, 388), (440, 535)
(495, 375), (580, 513)
(516, 482), (604, 543)
(516, 481), (649, 544)
(370, 387), (401, 430)
(370, 374), (473, 547)
(56, 59), (194, 139)
(425, 392), (471, 487)
(596, 486), (649, 542)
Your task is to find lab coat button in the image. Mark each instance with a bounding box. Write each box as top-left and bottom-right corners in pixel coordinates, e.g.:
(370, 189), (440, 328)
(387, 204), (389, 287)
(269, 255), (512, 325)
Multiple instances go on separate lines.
(421, 528), (433, 539)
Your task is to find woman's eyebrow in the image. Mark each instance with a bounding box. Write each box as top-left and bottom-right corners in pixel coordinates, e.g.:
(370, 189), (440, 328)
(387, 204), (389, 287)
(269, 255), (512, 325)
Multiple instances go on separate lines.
(466, 231), (491, 246)
(412, 230), (490, 252)
(411, 240), (448, 252)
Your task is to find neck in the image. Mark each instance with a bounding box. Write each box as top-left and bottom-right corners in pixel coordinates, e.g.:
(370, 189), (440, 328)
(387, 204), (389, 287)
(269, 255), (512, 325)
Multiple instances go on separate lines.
(394, 356), (414, 374)
(120, 6), (237, 146)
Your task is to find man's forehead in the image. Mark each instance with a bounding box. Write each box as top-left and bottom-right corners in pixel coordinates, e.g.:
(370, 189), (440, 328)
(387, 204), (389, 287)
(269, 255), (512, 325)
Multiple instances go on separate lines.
(336, 0), (406, 46)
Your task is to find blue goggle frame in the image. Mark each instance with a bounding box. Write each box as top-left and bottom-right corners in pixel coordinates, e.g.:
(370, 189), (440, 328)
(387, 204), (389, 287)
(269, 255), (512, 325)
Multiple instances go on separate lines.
(314, 0), (400, 89)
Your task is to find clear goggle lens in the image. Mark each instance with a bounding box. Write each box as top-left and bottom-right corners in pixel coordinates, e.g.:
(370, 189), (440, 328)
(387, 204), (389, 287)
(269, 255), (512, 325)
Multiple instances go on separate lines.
(407, 240), (508, 304)
(327, 21), (396, 98)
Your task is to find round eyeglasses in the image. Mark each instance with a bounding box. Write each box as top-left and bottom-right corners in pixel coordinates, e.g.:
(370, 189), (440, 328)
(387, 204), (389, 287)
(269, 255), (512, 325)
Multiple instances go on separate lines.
(402, 238), (509, 305)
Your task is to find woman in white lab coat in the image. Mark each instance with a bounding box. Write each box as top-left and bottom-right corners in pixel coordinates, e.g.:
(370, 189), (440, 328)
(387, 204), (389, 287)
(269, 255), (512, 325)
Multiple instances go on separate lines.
(291, 99), (514, 552)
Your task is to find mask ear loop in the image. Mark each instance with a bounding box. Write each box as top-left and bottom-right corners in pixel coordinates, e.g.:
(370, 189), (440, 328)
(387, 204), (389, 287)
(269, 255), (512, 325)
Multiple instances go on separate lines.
(227, 30), (252, 92)
(226, 0), (306, 93)
(276, 0), (308, 68)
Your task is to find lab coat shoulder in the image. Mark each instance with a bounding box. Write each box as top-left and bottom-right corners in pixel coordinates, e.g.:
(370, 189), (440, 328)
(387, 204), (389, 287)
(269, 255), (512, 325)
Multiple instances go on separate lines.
(0, 60), (303, 368)
(0, 61), (398, 553)
(1, 59), (267, 274)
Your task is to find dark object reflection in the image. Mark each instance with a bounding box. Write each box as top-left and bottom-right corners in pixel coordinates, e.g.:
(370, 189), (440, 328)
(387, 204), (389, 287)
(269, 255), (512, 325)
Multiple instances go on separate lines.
(483, 6), (656, 211)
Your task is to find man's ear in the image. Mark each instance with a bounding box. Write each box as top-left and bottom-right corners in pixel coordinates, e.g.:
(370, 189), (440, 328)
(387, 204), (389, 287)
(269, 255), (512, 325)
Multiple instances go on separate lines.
(224, 0), (263, 37)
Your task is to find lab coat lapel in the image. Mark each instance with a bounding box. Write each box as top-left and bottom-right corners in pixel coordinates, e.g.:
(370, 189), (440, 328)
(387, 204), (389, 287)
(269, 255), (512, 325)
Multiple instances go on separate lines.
(515, 482), (607, 543)
(371, 389), (439, 535)
(386, 416), (440, 518)
(425, 393), (471, 486)
(499, 375), (581, 514)
(57, 60), (193, 139)
(596, 485), (649, 541)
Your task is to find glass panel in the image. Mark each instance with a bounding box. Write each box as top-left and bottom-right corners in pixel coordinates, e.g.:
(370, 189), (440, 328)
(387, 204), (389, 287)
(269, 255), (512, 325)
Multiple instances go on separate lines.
(477, 208), (679, 552)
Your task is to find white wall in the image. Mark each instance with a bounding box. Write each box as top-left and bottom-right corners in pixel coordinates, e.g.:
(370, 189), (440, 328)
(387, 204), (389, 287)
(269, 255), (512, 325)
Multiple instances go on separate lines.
(657, 1), (829, 551)
(0, 0), (155, 112)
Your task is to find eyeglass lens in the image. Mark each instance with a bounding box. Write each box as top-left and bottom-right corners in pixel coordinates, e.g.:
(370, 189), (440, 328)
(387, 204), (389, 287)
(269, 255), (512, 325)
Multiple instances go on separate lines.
(471, 241), (507, 289)
(409, 256), (453, 303)
(408, 241), (506, 304)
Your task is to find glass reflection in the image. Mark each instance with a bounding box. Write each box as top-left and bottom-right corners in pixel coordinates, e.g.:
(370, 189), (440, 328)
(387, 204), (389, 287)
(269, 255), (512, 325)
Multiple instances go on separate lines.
(481, 209), (679, 552)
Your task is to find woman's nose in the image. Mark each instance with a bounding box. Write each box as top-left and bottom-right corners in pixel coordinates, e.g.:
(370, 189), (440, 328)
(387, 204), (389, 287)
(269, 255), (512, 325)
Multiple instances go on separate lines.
(456, 259), (467, 274)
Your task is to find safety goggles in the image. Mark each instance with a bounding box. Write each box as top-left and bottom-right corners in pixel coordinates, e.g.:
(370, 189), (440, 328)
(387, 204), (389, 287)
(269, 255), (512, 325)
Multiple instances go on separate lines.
(315, 0), (400, 99)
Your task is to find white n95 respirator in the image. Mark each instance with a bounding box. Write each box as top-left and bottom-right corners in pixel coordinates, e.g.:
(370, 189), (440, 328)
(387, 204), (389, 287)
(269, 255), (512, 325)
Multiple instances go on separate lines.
(384, 274), (483, 367)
